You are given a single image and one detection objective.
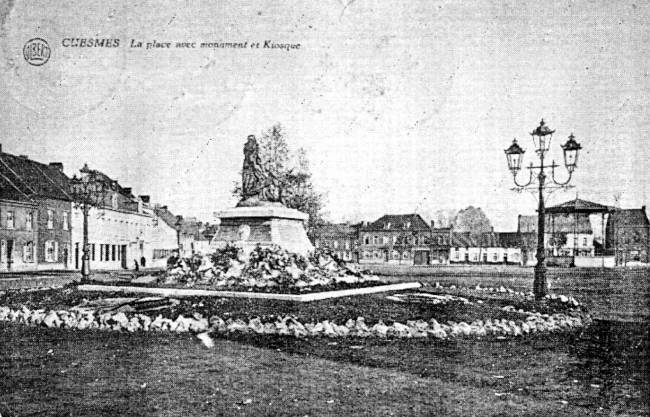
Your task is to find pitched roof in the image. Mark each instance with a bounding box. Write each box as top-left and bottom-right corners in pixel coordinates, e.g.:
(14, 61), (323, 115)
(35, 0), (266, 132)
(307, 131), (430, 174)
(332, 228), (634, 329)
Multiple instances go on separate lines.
(546, 198), (613, 214)
(0, 152), (71, 202)
(361, 213), (431, 232)
(313, 223), (356, 239)
(449, 232), (521, 248)
(154, 206), (179, 229)
(607, 208), (649, 228)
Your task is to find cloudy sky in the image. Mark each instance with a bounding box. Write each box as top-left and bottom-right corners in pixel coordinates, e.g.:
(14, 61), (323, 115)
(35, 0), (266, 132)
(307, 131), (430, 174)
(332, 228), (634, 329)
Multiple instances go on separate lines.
(0, 0), (648, 230)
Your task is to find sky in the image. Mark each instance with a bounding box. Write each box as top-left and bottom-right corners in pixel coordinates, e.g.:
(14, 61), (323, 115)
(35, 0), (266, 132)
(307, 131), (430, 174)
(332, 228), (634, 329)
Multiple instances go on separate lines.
(0, 0), (648, 231)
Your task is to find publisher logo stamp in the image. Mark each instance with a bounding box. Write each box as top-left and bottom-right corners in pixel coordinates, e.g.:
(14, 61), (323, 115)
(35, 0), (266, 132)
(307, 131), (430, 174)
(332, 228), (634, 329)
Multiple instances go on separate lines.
(23, 38), (51, 66)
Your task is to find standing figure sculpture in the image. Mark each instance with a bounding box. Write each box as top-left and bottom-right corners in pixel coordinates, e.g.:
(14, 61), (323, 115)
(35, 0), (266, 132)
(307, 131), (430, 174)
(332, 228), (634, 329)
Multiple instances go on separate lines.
(239, 135), (282, 206)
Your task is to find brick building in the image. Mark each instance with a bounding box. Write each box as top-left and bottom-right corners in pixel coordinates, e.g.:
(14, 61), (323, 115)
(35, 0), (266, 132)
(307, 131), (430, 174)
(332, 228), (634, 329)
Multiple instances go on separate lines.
(357, 214), (432, 265)
(312, 223), (359, 262)
(606, 207), (650, 264)
(0, 147), (73, 271)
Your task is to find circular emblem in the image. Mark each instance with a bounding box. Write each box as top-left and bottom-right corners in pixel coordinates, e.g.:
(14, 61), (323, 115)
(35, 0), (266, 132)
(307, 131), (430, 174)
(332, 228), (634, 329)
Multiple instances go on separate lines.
(23, 38), (51, 66)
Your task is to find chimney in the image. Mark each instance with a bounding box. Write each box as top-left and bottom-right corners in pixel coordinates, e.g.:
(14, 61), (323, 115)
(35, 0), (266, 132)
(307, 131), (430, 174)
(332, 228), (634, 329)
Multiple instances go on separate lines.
(139, 195), (150, 203)
(123, 187), (132, 195)
(162, 205), (168, 210)
(49, 162), (64, 172)
(0, 144), (3, 153)
(642, 205), (646, 213)
(19, 155), (28, 159)
(430, 220), (435, 229)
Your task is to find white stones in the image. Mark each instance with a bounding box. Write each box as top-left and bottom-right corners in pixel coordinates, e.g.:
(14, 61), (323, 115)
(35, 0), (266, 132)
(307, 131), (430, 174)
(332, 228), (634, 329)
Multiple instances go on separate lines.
(42, 311), (62, 328)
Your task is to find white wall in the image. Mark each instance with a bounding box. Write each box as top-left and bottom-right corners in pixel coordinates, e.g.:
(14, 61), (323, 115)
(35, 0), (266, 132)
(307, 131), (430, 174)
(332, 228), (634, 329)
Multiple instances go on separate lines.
(72, 205), (178, 271)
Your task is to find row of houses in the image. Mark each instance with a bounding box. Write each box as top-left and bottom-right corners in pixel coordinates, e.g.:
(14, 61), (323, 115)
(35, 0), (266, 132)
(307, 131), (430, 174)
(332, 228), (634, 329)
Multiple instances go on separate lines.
(311, 199), (649, 266)
(0, 145), (206, 273)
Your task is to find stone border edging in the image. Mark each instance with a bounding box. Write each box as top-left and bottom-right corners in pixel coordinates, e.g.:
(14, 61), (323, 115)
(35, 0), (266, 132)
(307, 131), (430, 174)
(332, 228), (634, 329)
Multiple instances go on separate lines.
(0, 304), (591, 340)
(77, 282), (423, 302)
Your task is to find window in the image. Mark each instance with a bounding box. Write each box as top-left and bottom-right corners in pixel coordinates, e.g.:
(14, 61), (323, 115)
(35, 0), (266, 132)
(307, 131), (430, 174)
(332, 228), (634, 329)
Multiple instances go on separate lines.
(382, 236), (389, 245)
(26, 212), (33, 230)
(454, 250), (459, 260)
(333, 241), (339, 249)
(493, 253), (498, 261)
(373, 236), (379, 245)
(345, 241), (350, 250)
(45, 240), (58, 262)
(112, 245), (116, 261)
(47, 210), (54, 229)
(62, 212), (68, 230)
(403, 251), (410, 259)
(384, 222), (391, 229)
(99, 244), (104, 261)
(23, 242), (34, 263)
(105, 245), (110, 261)
(6, 211), (14, 229)
(473, 254), (478, 262)
(582, 237), (587, 247)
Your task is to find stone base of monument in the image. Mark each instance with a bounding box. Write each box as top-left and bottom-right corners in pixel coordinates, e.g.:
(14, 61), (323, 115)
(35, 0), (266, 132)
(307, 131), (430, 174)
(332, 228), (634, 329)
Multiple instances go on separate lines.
(211, 205), (314, 256)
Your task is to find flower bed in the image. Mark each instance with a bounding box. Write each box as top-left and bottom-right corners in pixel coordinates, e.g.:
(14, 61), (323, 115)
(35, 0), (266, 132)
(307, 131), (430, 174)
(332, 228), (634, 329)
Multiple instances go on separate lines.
(0, 284), (591, 341)
(144, 245), (384, 293)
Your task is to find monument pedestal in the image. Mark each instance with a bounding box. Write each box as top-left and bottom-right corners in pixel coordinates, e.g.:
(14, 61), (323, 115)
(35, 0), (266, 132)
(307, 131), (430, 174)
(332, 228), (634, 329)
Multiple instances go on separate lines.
(211, 205), (314, 256)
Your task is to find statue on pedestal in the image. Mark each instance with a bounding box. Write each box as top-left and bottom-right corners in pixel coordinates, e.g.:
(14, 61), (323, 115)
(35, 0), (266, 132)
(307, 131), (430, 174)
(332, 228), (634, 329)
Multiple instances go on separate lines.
(239, 135), (283, 206)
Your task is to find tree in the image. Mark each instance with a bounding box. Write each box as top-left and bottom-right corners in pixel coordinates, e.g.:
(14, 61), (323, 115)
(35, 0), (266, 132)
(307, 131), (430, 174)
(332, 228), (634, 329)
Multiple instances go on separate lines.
(451, 206), (493, 238)
(233, 123), (326, 235)
(432, 209), (455, 228)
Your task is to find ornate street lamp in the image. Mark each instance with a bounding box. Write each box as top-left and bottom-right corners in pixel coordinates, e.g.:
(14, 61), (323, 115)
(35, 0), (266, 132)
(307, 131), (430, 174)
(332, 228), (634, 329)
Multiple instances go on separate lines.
(505, 120), (582, 300)
(70, 164), (107, 282)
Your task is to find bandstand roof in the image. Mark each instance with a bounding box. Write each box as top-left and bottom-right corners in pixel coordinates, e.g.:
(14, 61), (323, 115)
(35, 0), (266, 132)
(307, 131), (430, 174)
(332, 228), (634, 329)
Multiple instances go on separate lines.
(545, 198), (613, 214)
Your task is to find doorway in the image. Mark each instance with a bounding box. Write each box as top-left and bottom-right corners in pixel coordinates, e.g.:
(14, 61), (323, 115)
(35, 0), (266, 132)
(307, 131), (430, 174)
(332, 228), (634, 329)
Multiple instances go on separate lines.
(121, 245), (127, 269)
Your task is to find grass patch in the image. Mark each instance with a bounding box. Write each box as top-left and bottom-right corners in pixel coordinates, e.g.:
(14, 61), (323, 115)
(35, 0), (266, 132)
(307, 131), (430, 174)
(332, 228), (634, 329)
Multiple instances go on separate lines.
(1, 319), (646, 416)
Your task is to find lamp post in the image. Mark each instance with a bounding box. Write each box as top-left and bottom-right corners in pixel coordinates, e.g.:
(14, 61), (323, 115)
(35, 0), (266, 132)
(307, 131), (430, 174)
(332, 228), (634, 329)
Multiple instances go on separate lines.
(70, 164), (106, 282)
(175, 215), (183, 256)
(505, 120), (582, 300)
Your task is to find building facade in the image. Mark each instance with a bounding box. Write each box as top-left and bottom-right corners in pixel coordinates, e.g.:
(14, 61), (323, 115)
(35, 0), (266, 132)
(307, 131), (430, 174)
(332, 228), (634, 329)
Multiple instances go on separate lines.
(429, 227), (453, 264)
(0, 148), (73, 272)
(312, 223), (359, 262)
(0, 199), (38, 271)
(606, 207), (650, 264)
(448, 232), (523, 265)
(71, 167), (178, 271)
(357, 214), (432, 265)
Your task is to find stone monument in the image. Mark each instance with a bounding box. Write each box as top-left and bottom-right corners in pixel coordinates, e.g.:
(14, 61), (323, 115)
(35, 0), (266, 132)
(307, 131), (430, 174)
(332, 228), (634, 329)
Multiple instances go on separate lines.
(211, 135), (315, 255)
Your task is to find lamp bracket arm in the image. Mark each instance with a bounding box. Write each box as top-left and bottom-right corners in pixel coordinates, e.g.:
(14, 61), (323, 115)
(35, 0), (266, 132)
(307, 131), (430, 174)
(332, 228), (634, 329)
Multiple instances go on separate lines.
(550, 164), (573, 186)
(512, 168), (534, 188)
